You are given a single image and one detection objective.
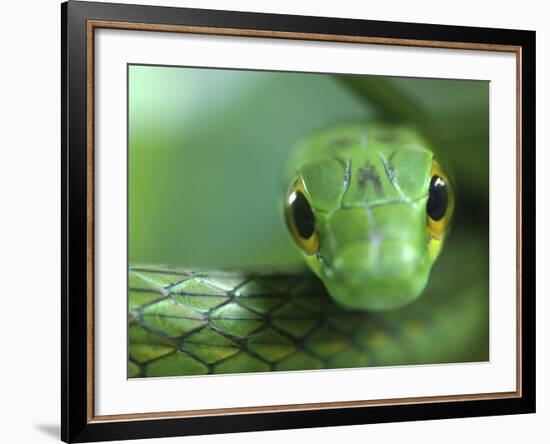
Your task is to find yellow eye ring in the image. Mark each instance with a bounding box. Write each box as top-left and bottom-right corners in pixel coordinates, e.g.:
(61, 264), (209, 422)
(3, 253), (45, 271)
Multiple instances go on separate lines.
(285, 178), (320, 255)
(427, 160), (454, 240)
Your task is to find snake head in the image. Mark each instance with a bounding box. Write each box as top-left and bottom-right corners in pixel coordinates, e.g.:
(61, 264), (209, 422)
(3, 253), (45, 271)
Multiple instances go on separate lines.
(285, 123), (454, 311)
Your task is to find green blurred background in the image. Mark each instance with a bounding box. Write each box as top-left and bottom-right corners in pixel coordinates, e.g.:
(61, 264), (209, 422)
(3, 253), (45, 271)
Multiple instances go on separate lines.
(128, 65), (488, 272)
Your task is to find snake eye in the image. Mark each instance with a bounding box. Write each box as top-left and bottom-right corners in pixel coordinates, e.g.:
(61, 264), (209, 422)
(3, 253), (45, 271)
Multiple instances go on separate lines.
(427, 160), (454, 239)
(285, 179), (320, 255)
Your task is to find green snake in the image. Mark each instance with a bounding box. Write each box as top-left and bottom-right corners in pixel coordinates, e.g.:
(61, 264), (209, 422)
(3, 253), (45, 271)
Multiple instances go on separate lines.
(128, 76), (488, 378)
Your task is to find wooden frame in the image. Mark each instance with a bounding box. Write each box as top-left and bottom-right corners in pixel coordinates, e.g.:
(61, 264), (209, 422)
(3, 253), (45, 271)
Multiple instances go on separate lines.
(62, 1), (536, 442)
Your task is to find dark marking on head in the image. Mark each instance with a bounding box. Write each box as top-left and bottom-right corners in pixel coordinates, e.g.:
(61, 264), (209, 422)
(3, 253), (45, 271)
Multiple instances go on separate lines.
(357, 161), (383, 196)
(388, 150), (399, 180)
(334, 157), (352, 195)
(329, 137), (354, 149)
(343, 159), (352, 193)
(376, 131), (396, 144)
(378, 153), (396, 184)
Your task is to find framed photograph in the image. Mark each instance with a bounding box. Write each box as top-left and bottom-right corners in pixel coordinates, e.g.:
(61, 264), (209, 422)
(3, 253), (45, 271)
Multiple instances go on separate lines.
(61, 1), (535, 442)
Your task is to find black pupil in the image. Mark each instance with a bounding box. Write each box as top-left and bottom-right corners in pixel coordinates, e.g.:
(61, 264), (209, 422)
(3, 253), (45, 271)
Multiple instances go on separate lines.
(427, 175), (448, 221)
(291, 191), (315, 239)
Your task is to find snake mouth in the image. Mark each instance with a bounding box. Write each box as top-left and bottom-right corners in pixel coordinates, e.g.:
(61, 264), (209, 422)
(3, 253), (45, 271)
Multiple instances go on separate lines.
(319, 242), (431, 311)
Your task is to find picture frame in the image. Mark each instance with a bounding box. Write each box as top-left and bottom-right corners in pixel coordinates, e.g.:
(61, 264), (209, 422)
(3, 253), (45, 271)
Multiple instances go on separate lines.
(61, 1), (536, 442)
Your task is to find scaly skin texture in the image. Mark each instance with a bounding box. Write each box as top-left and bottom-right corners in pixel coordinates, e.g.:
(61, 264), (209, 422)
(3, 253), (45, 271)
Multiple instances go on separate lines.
(285, 122), (448, 310)
(128, 230), (487, 378)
